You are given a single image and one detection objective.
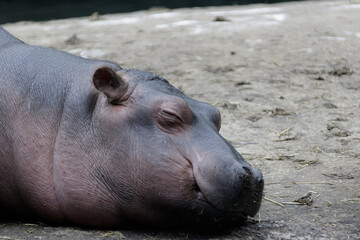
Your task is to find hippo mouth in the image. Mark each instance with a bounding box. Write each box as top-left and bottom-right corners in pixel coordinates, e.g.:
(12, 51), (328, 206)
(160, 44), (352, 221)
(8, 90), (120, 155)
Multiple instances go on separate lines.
(189, 177), (259, 224)
(182, 151), (264, 224)
(193, 182), (254, 220)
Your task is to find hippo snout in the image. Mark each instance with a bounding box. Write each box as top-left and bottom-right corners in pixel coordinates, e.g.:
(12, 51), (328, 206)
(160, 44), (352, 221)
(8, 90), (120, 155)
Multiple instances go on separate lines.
(193, 151), (264, 218)
(232, 165), (264, 216)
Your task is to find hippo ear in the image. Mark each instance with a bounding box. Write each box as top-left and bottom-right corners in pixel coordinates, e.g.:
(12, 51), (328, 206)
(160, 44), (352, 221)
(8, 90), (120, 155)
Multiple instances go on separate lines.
(93, 67), (128, 104)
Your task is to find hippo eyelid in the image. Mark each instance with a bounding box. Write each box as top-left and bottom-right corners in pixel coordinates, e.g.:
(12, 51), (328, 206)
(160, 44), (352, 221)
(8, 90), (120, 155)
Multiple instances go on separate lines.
(154, 97), (193, 133)
(155, 111), (183, 133)
(157, 96), (193, 124)
(160, 109), (183, 123)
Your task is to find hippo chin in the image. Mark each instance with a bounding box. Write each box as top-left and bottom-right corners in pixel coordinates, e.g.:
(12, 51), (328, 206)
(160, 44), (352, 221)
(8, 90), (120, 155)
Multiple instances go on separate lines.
(0, 27), (263, 228)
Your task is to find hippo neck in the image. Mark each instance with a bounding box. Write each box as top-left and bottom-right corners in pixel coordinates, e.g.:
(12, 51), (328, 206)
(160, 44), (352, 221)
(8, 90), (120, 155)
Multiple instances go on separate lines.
(0, 33), (122, 221)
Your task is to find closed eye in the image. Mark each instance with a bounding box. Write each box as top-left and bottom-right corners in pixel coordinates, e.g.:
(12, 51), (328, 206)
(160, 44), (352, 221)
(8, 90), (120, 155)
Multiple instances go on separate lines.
(161, 110), (183, 123)
(157, 110), (183, 130)
(154, 96), (193, 133)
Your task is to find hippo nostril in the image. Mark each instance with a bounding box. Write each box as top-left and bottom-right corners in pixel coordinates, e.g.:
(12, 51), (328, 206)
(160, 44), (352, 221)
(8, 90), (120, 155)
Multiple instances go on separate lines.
(258, 178), (264, 185)
(241, 166), (254, 188)
(242, 166), (252, 177)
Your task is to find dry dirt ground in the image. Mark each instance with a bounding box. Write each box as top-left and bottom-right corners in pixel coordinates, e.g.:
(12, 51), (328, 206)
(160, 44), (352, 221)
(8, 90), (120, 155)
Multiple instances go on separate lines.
(1, 0), (359, 239)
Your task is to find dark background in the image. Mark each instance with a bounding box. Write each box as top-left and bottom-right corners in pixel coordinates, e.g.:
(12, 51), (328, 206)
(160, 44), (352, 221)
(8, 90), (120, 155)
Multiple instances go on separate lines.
(0, 0), (304, 24)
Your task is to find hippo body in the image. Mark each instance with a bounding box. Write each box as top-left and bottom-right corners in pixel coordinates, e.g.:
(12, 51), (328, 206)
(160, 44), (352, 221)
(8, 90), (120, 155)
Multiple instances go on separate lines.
(0, 27), (263, 227)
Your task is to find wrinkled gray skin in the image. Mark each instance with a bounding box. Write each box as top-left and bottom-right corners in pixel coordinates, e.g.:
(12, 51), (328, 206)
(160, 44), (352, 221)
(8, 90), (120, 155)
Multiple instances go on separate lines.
(0, 27), (263, 228)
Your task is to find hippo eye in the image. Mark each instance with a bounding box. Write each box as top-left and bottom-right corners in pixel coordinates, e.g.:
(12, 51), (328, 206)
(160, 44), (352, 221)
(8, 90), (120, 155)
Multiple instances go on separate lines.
(157, 110), (183, 130)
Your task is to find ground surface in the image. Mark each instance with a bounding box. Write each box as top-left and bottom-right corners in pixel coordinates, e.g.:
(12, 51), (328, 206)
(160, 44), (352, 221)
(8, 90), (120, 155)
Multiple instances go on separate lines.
(1, 0), (359, 239)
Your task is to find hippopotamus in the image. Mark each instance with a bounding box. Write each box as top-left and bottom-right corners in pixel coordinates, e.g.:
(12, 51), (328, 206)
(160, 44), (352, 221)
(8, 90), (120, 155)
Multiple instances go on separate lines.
(0, 26), (263, 228)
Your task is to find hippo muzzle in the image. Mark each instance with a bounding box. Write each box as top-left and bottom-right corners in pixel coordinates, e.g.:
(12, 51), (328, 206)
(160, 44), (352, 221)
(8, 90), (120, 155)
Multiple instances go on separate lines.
(181, 117), (264, 221)
(193, 146), (264, 218)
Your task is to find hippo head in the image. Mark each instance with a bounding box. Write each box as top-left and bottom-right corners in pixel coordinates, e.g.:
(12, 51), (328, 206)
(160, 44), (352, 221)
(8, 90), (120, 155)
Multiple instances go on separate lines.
(69, 66), (263, 227)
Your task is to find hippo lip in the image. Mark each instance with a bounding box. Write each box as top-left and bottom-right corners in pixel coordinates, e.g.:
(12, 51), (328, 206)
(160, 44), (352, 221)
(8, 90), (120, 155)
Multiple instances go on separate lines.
(184, 156), (251, 219)
(194, 181), (252, 220)
(193, 170), (262, 218)
(196, 191), (248, 218)
(196, 191), (211, 204)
